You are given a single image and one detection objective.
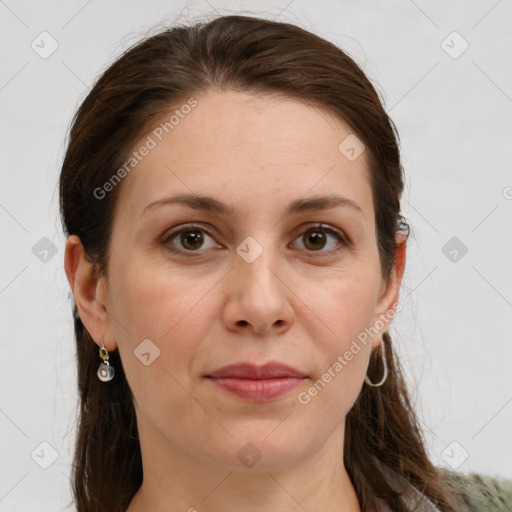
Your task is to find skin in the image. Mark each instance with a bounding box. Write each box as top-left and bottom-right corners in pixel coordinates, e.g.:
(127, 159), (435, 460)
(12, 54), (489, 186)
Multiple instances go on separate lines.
(65, 89), (406, 512)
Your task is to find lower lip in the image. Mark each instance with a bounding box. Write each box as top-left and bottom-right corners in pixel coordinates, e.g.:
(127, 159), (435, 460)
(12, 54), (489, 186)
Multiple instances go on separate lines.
(206, 377), (305, 402)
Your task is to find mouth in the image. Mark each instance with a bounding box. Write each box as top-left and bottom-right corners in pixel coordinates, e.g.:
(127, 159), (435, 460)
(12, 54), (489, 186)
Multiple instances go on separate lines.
(204, 361), (307, 402)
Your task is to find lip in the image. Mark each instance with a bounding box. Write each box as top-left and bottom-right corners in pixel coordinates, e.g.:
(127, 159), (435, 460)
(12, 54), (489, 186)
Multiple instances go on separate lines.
(204, 362), (307, 402)
(205, 362), (307, 379)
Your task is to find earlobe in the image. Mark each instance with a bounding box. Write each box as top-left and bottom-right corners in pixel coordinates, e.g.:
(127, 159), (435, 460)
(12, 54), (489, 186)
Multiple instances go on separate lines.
(64, 235), (115, 351)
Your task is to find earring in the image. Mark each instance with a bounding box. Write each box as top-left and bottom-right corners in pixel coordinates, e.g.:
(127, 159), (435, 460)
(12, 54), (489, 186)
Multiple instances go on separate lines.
(97, 341), (115, 382)
(364, 337), (388, 387)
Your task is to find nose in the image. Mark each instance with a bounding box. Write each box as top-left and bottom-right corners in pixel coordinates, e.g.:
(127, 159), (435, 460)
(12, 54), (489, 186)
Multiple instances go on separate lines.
(222, 249), (294, 336)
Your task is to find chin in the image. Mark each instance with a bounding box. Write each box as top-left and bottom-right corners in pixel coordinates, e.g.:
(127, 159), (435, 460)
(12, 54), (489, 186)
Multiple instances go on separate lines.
(200, 434), (312, 474)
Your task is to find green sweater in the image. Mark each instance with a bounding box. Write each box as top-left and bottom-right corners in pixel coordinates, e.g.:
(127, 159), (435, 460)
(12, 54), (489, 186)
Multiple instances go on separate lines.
(376, 461), (512, 512)
(442, 470), (512, 512)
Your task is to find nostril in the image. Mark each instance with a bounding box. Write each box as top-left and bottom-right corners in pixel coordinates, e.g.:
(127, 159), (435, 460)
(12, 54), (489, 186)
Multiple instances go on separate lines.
(238, 320), (248, 326)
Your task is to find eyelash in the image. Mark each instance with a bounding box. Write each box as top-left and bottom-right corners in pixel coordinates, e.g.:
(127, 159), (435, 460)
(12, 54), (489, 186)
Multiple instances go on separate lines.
(162, 222), (350, 257)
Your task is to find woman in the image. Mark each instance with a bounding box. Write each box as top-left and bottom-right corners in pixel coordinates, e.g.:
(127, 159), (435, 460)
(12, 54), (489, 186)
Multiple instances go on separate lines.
(60, 14), (464, 512)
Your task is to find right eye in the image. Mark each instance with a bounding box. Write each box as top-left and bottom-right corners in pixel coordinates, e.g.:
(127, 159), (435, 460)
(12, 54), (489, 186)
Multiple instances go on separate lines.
(162, 224), (221, 254)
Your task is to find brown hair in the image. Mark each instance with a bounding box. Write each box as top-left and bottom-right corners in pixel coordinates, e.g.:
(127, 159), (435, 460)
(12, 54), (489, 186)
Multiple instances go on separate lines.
(59, 14), (461, 512)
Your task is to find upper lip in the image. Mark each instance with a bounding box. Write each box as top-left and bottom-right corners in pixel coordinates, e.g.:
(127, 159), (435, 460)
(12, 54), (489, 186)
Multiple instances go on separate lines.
(205, 362), (307, 379)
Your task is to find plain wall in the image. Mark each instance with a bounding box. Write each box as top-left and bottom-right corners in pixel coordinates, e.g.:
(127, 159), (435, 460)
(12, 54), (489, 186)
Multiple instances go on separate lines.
(1, 0), (511, 510)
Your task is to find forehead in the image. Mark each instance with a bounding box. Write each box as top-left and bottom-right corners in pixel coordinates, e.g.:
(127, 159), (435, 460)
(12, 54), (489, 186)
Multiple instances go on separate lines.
(114, 89), (373, 220)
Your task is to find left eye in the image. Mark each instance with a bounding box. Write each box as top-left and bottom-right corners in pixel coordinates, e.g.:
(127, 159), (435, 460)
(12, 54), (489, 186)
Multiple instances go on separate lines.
(292, 224), (347, 253)
(163, 223), (347, 255)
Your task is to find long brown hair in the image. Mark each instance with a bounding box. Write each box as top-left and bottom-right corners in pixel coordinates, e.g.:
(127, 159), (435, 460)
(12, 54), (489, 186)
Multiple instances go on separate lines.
(59, 14), (461, 512)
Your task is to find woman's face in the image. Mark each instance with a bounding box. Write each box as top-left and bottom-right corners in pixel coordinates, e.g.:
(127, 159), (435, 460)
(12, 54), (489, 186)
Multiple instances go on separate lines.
(96, 90), (402, 472)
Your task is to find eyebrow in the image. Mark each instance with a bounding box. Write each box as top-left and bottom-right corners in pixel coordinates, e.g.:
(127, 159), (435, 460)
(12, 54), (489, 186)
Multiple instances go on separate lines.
(142, 193), (365, 218)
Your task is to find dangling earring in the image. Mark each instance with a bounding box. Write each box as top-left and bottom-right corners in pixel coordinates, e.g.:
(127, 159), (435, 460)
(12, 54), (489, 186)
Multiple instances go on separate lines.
(365, 336), (388, 387)
(97, 341), (115, 382)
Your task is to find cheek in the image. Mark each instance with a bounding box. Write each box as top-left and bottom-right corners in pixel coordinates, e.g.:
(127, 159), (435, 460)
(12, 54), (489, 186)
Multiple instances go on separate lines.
(108, 256), (221, 383)
(108, 260), (219, 425)
(304, 270), (379, 343)
(109, 255), (209, 336)
(298, 274), (378, 397)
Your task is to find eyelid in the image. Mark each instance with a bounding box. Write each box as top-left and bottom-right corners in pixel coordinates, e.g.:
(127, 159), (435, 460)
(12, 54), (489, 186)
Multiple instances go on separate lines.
(299, 222), (349, 245)
(162, 222), (350, 255)
(162, 223), (220, 249)
(292, 222), (350, 253)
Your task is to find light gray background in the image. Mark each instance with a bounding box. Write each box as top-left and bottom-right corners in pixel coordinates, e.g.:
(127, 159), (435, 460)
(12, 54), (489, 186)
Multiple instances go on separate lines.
(1, 0), (511, 510)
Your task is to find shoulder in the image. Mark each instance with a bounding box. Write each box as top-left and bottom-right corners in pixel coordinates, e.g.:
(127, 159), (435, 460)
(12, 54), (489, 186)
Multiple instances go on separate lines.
(376, 460), (512, 512)
(374, 461), (442, 512)
(437, 468), (512, 512)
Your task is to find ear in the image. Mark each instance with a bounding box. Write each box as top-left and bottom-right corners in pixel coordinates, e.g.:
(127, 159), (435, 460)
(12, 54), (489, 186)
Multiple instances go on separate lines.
(371, 232), (407, 349)
(64, 235), (117, 352)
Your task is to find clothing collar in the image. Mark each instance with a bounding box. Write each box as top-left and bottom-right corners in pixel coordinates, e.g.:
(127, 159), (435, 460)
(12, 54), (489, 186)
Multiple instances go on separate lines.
(373, 459), (442, 512)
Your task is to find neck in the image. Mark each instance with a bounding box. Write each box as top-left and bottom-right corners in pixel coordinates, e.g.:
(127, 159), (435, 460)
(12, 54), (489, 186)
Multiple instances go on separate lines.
(126, 414), (362, 512)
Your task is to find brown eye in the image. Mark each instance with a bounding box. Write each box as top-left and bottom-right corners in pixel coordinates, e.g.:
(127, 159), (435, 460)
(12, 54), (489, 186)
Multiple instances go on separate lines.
(164, 225), (220, 254)
(179, 230), (204, 251)
(302, 229), (328, 251)
(293, 224), (347, 254)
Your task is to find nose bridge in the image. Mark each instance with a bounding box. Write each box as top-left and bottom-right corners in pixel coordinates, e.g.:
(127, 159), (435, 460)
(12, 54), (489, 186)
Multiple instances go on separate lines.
(235, 235), (282, 296)
(226, 234), (293, 333)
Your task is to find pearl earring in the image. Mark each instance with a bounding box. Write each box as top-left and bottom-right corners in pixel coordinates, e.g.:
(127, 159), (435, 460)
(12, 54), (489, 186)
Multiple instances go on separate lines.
(97, 341), (115, 382)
